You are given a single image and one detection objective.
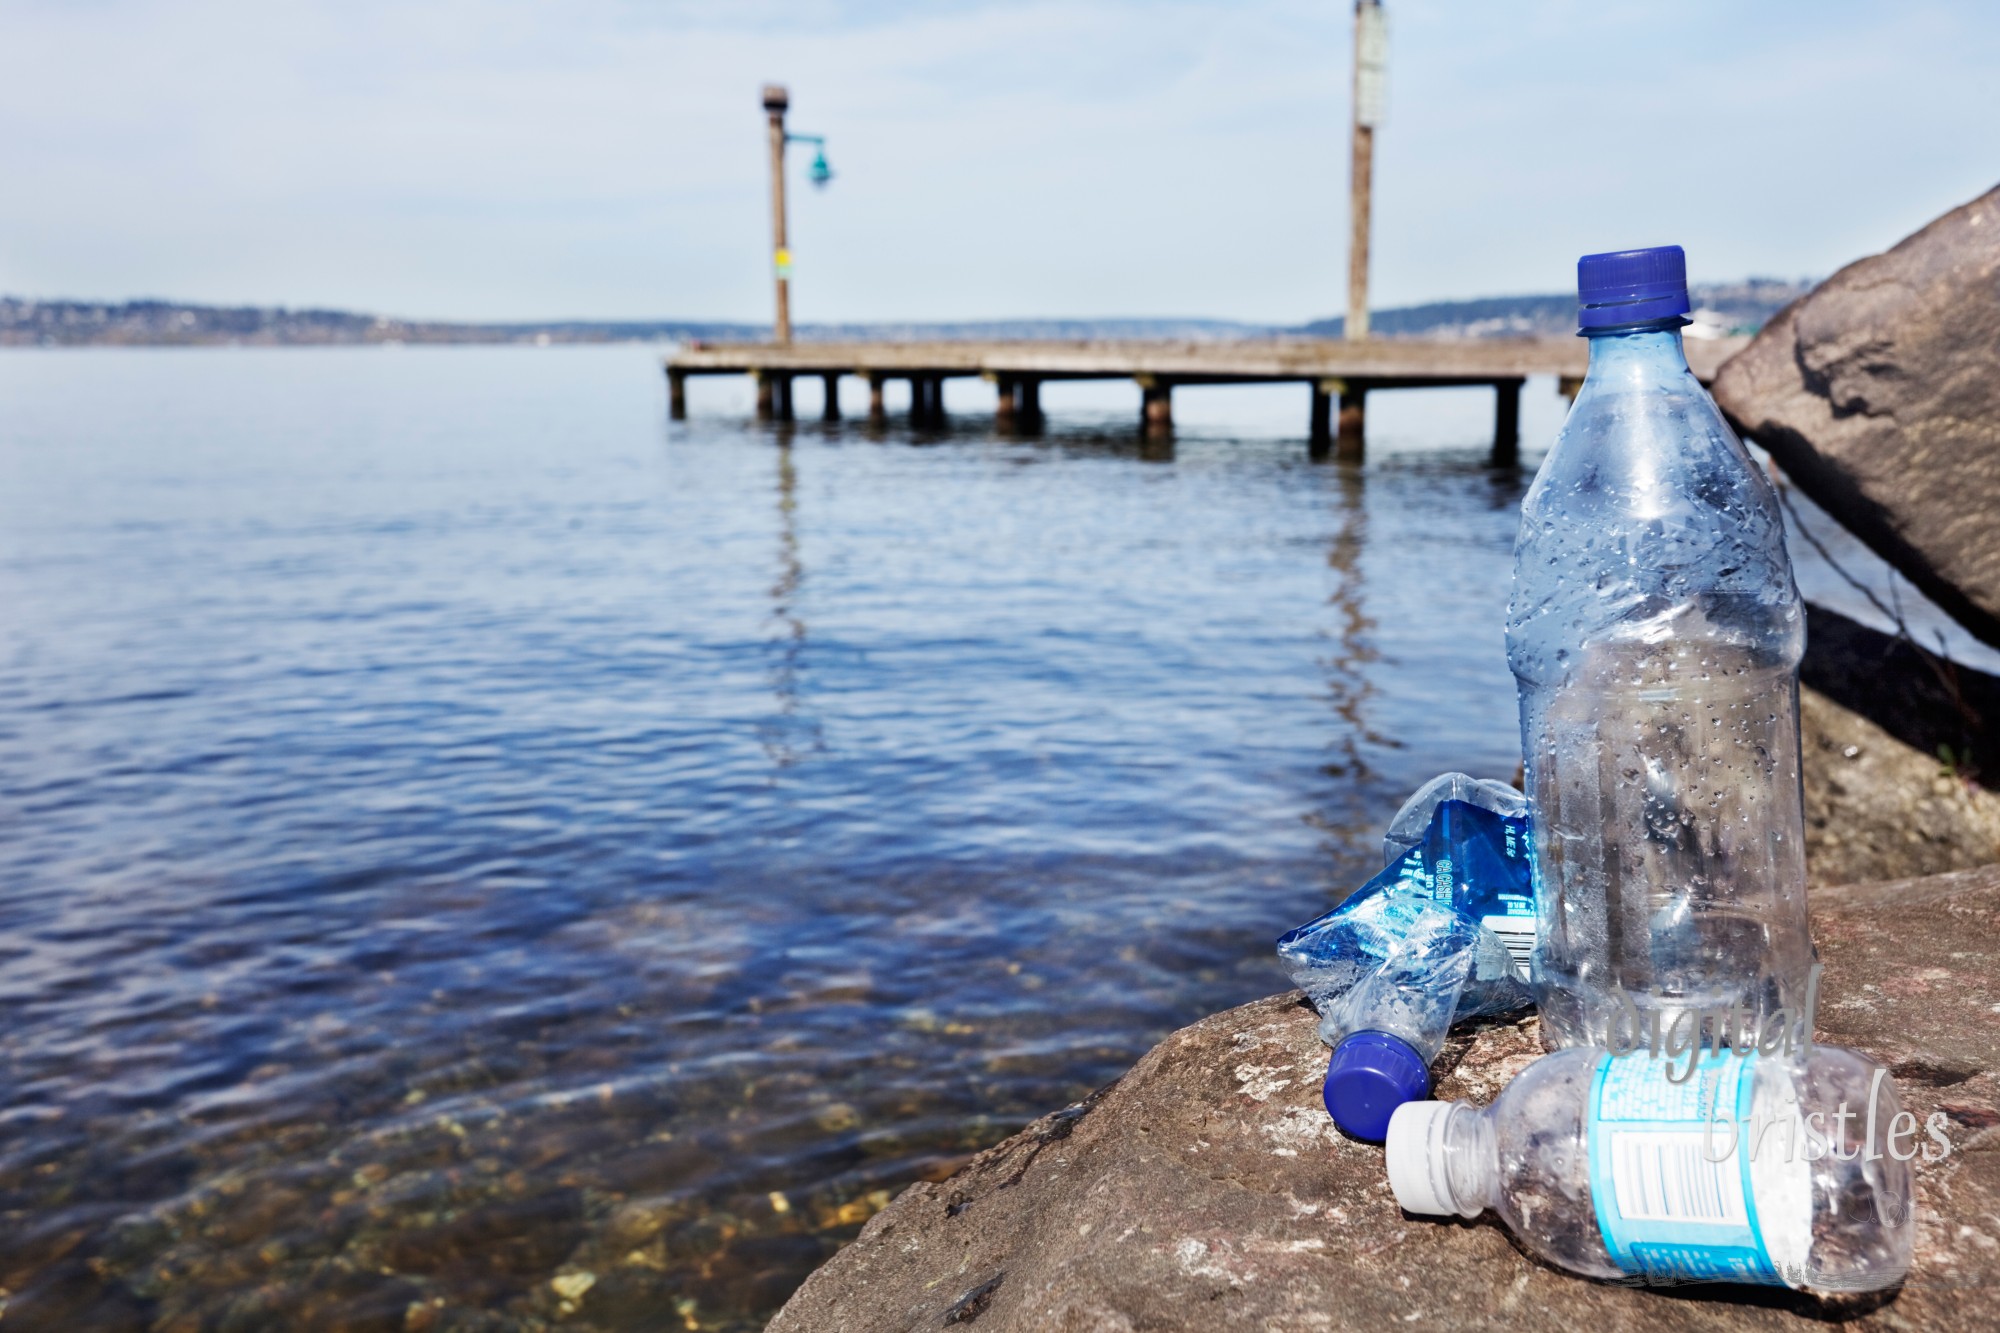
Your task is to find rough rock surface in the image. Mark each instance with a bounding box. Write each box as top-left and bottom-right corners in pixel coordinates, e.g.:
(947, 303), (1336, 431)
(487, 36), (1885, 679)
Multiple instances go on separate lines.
(1801, 684), (2000, 885)
(1800, 602), (2000, 795)
(770, 867), (2000, 1332)
(1712, 185), (2000, 650)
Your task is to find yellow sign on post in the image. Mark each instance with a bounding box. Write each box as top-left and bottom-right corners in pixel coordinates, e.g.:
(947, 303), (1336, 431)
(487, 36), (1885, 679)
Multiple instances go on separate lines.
(774, 248), (794, 279)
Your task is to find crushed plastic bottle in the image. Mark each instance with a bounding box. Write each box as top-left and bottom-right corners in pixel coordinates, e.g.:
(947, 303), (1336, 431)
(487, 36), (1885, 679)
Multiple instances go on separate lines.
(1378, 773), (1538, 990)
(1387, 1044), (1917, 1292)
(1506, 246), (1815, 1051)
(1277, 774), (1535, 1139)
(1382, 772), (1525, 862)
(1285, 892), (1478, 1138)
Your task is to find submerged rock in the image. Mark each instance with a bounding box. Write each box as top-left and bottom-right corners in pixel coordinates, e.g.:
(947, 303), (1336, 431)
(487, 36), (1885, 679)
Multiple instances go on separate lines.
(1713, 185), (2000, 651)
(768, 866), (2000, 1331)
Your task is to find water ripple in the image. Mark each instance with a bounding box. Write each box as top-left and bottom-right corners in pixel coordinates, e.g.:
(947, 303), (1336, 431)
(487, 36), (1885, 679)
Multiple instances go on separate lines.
(0, 347), (1531, 1330)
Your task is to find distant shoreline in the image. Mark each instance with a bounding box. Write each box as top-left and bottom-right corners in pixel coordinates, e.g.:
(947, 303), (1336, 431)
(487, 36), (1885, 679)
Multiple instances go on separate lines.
(1, 282), (1812, 349)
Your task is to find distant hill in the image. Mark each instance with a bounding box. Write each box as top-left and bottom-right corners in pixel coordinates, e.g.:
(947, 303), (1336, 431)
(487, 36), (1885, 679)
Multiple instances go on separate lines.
(0, 300), (1288, 347)
(0, 298), (758, 347)
(1298, 279), (1814, 340)
(3, 282), (1815, 348)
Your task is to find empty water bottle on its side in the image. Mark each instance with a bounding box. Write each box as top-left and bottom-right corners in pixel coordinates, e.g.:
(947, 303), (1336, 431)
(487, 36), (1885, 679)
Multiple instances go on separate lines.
(1386, 1044), (1917, 1293)
(1506, 245), (1815, 1051)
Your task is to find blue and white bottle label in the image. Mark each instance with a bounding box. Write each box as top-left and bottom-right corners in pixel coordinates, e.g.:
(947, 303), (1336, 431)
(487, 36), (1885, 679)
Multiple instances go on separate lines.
(1587, 1051), (1786, 1285)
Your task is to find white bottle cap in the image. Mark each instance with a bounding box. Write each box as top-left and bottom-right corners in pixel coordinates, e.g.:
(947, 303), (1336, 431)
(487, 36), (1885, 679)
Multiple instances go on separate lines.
(1385, 1100), (1463, 1217)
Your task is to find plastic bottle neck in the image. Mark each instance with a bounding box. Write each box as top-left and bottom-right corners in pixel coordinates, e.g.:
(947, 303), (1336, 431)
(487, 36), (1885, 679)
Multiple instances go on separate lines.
(1580, 322), (1691, 388)
(1441, 1107), (1500, 1216)
(1388, 1100), (1502, 1219)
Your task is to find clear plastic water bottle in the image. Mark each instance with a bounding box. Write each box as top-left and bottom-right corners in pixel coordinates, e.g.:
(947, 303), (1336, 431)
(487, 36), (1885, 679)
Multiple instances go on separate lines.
(1385, 1045), (1918, 1292)
(1506, 246), (1814, 1050)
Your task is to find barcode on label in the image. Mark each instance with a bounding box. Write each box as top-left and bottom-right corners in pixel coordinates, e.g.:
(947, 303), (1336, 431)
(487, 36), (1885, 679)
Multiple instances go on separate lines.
(1482, 916), (1535, 981)
(1609, 1131), (1746, 1227)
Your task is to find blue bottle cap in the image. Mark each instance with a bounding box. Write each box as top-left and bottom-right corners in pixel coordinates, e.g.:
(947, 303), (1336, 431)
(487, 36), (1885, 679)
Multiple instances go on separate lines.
(1323, 1031), (1431, 1141)
(1576, 245), (1690, 331)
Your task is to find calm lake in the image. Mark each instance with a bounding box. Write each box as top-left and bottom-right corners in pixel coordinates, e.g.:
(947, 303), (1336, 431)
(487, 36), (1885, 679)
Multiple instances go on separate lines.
(0, 345), (1936, 1331)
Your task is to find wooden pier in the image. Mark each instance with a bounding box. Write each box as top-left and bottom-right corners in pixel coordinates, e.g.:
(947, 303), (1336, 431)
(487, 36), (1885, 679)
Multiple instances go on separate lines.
(665, 335), (1747, 461)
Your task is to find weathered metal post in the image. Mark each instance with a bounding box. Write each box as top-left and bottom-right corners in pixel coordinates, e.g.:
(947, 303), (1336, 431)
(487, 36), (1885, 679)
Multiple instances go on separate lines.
(821, 372), (841, 422)
(1346, 1), (1386, 341)
(1492, 377), (1522, 465)
(1337, 381), (1367, 462)
(1138, 376), (1173, 438)
(764, 84), (793, 345)
(668, 369), (688, 419)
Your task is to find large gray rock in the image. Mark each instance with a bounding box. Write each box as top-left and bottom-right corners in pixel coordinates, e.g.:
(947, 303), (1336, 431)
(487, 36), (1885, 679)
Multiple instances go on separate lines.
(770, 867), (2000, 1332)
(1712, 185), (2000, 650)
(1801, 684), (2000, 885)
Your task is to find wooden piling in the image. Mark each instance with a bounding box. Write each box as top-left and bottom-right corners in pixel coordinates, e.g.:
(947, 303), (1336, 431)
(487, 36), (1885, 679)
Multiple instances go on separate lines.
(1138, 376), (1173, 438)
(1309, 381), (1334, 458)
(1346, 1), (1385, 341)
(764, 85), (793, 345)
(1492, 377), (1522, 466)
(867, 373), (887, 422)
(821, 372), (841, 422)
(755, 371), (775, 420)
(910, 375), (944, 425)
(1336, 382), (1367, 462)
(1019, 378), (1042, 429)
(993, 374), (1018, 430)
(668, 369), (688, 419)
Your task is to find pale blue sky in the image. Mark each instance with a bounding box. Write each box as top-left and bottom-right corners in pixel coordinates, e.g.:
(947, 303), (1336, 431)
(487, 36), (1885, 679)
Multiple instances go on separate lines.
(5, 0), (1997, 323)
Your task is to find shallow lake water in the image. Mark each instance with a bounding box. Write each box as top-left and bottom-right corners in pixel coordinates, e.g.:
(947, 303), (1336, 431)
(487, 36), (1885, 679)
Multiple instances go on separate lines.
(0, 345), (1958, 1330)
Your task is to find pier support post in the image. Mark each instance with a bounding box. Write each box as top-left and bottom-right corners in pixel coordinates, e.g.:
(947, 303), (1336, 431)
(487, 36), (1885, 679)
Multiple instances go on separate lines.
(755, 371), (775, 420)
(821, 372), (841, 422)
(774, 373), (795, 422)
(1336, 381), (1367, 462)
(992, 374), (1018, 430)
(1019, 378), (1042, 430)
(867, 373), (887, 423)
(1138, 376), (1173, 439)
(1309, 381), (1334, 459)
(1557, 374), (1583, 404)
(911, 375), (945, 426)
(668, 369), (688, 420)
(1492, 377), (1522, 466)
